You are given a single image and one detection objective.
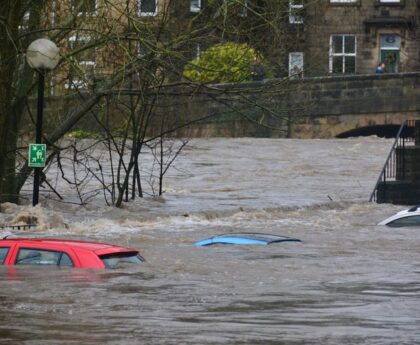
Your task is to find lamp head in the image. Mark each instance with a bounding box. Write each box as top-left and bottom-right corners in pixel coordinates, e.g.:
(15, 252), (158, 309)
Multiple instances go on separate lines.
(26, 38), (60, 70)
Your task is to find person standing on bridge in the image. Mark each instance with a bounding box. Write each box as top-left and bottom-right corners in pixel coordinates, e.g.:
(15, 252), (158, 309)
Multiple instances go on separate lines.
(376, 62), (385, 74)
(251, 57), (266, 81)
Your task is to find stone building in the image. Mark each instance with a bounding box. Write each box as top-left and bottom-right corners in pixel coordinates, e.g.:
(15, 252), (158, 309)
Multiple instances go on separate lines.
(136, 0), (420, 78)
(298, 0), (420, 77)
(39, 0), (420, 90)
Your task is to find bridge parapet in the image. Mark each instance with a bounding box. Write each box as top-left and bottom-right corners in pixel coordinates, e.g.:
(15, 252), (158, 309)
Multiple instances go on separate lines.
(159, 72), (420, 138)
(282, 72), (420, 138)
(36, 72), (420, 139)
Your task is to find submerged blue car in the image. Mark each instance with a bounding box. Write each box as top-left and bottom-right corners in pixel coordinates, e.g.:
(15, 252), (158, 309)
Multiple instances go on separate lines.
(194, 233), (302, 246)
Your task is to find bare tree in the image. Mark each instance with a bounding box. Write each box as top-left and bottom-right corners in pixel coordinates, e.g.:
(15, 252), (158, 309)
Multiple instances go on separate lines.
(1, 0), (308, 206)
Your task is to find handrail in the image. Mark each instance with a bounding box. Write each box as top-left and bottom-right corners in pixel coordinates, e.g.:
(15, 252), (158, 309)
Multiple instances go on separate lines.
(0, 224), (36, 230)
(369, 121), (407, 202)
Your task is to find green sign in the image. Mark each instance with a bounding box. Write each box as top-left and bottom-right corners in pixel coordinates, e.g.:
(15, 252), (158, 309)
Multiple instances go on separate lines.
(28, 144), (46, 168)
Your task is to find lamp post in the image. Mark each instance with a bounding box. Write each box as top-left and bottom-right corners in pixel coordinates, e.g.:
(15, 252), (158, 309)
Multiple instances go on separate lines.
(26, 38), (59, 206)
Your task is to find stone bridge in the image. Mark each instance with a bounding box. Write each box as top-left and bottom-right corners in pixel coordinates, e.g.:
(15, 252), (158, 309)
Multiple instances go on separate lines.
(40, 72), (420, 139)
(167, 72), (420, 139)
(289, 72), (420, 139)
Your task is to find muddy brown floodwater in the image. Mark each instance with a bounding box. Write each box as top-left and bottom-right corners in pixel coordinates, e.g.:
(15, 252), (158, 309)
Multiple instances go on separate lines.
(1, 137), (420, 344)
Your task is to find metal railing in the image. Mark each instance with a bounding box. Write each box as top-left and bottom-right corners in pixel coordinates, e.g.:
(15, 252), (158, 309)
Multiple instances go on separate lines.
(0, 224), (37, 230)
(369, 120), (416, 202)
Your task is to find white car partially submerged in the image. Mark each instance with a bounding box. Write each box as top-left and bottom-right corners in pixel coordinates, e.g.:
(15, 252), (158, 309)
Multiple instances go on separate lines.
(378, 205), (420, 227)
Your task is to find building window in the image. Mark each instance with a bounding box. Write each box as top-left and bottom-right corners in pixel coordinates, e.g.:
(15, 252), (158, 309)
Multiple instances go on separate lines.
(223, 0), (247, 17)
(191, 0), (201, 13)
(66, 35), (96, 89)
(137, 43), (148, 57)
(195, 43), (201, 60)
(238, 0), (247, 17)
(139, 0), (158, 16)
(289, 52), (304, 78)
(19, 11), (30, 31)
(329, 35), (356, 74)
(289, 0), (303, 24)
(72, 0), (96, 15)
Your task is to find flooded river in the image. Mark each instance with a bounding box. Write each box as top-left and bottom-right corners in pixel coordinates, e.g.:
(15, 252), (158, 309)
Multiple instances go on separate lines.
(1, 137), (420, 344)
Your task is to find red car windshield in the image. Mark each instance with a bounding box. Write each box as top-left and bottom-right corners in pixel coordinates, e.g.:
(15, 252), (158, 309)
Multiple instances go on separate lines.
(99, 252), (144, 269)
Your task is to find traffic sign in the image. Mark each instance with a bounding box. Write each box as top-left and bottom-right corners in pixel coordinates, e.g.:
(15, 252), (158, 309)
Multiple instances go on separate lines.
(28, 144), (46, 168)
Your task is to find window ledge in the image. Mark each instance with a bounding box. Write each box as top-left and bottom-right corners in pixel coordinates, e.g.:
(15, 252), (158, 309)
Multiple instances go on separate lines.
(374, 0), (405, 7)
(329, 0), (360, 6)
(364, 16), (414, 28)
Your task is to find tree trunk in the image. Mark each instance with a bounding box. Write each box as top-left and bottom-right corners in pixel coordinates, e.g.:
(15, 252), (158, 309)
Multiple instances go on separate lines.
(0, 100), (18, 204)
(0, 3), (20, 204)
(0, 1), (44, 204)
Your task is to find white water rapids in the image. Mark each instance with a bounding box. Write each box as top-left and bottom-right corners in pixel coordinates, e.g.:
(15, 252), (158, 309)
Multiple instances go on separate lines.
(1, 137), (420, 344)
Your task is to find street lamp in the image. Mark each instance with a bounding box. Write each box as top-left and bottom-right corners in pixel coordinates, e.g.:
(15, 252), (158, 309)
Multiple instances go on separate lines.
(26, 38), (60, 206)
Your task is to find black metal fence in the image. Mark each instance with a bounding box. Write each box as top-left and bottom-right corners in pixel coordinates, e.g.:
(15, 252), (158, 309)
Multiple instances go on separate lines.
(369, 120), (417, 202)
(0, 224), (36, 230)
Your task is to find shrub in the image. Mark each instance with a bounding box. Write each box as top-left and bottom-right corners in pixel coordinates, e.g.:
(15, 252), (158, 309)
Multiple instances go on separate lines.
(183, 42), (262, 83)
(67, 130), (96, 139)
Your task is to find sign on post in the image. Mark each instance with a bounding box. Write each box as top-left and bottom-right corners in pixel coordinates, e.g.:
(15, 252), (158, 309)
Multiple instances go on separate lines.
(28, 144), (46, 168)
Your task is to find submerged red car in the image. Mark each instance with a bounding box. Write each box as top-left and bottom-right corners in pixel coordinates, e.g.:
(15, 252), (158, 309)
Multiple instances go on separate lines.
(0, 237), (144, 269)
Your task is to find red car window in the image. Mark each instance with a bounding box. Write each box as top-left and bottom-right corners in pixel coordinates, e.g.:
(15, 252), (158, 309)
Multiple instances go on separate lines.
(15, 248), (74, 267)
(99, 252), (144, 269)
(0, 247), (10, 264)
(59, 252), (74, 267)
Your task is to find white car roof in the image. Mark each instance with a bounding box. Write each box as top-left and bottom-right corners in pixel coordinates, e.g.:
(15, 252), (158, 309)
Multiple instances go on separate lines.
(378, 205), (420, 225)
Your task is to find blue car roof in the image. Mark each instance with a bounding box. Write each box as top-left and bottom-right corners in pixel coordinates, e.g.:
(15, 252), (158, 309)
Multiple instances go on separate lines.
(194, 233), (302, 246)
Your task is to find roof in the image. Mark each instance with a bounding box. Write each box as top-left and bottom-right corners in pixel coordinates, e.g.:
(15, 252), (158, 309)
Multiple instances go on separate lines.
(0, 238), (132, 253)
(378, 205), (420, 225)
(194, 233), (302, 246)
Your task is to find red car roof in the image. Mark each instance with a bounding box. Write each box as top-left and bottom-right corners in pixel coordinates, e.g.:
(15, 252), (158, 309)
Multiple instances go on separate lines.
(0, 238), (135, 254)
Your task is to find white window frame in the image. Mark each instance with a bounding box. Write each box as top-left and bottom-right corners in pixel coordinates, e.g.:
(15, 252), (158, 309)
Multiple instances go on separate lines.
(195, 43), (201, 61)
(238, 0), (248, 17)
(289, 0), (303, 24)
(330, 0), (357, 3)
(329, 34), (357, 74)
(190, 0), (201, 13)
(19, 11), (30, 31)
(51, 0), (57, 26)
(138, 0), (158, 16)
(66, 35), (96, 89)
(289, 52), (304, 78)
